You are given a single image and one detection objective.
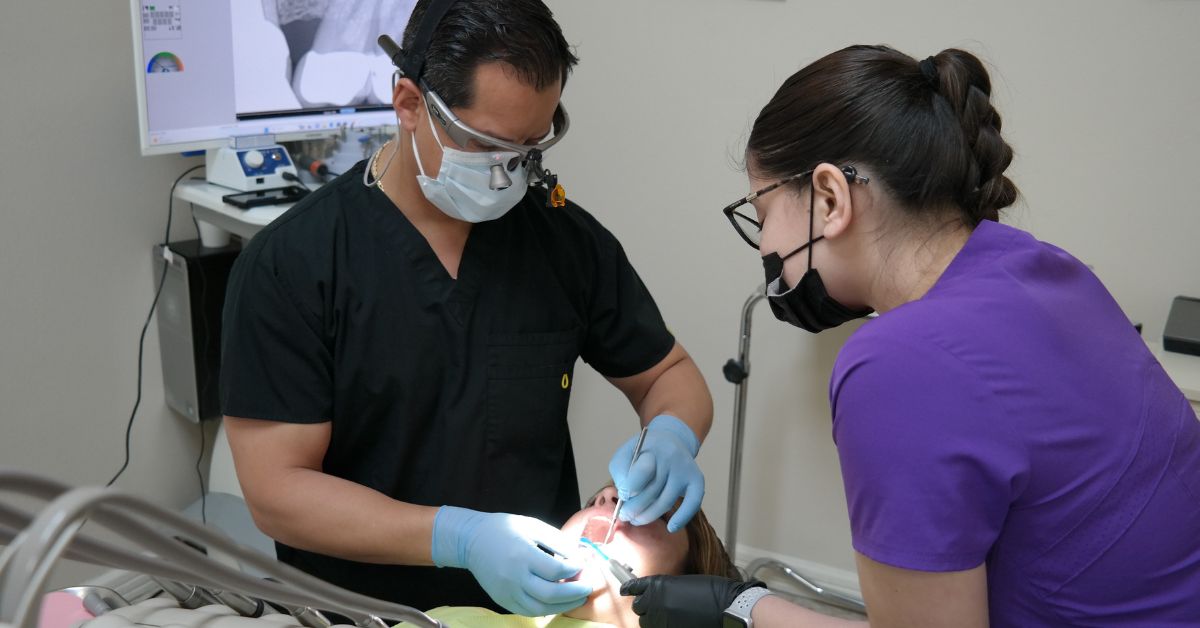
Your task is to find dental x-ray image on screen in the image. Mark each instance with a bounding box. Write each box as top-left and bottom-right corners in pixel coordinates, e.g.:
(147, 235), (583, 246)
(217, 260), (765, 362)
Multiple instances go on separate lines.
(235, 0), (417, 117)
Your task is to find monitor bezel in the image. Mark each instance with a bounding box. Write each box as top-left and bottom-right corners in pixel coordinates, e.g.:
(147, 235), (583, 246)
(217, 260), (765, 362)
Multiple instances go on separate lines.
(129, 0), (396, 156)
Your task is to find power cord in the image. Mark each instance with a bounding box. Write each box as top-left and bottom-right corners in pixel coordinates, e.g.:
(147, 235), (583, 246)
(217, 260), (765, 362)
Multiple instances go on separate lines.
(196, 417), (207, 524)
(281, 171), (311, 191)
(190, 200), (210, 525)
(107, 163), (205, 487)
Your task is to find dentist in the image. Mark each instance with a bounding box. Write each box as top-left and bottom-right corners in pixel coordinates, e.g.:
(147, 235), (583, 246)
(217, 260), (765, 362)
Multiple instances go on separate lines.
(220, 0), (711, 617)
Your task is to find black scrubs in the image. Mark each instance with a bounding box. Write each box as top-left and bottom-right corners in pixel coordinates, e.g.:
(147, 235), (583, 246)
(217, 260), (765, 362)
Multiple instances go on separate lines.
(219, 161), (675, 611)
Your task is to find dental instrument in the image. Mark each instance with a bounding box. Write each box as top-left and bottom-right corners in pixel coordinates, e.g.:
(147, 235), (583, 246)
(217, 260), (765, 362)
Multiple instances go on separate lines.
(578, 538), (636, 585)
(603, 426), (648, 545)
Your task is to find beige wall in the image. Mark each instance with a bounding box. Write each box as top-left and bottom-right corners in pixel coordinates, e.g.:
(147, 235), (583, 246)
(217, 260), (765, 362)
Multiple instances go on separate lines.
(0, 2), (210, 587)
(1, 0), (1197, 593)
(550, 0), (1200, 577)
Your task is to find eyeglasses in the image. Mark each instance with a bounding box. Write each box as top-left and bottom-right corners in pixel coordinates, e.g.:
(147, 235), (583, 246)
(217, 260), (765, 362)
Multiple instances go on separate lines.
(423, 85), (569, 186)
(721, 165), (868, 250)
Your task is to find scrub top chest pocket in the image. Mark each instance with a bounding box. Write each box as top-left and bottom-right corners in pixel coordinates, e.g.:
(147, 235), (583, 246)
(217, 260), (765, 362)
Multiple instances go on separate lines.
(485, 329), (581, 465)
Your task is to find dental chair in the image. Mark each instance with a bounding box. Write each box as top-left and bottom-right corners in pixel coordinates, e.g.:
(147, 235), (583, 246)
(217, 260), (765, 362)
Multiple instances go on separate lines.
(0, 421), (448, 628)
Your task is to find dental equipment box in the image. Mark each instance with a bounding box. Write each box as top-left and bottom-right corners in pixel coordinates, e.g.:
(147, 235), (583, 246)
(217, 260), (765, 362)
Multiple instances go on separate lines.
(206, 136), (298, 192)
(1164, 296), (1200, 357)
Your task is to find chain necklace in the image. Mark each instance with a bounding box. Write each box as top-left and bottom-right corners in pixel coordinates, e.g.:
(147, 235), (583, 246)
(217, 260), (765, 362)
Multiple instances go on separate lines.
(370, 140), (392, 196)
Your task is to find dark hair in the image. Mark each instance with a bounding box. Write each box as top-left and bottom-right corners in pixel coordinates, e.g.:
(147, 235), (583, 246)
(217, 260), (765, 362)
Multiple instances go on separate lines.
(746, 45), (1018, 227)
(401, 0), (578, 108)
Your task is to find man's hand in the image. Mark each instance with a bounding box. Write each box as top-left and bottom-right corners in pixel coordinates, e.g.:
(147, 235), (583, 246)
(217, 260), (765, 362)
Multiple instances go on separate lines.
(609, 414), (705, 532)
(432, 507), (594, 616)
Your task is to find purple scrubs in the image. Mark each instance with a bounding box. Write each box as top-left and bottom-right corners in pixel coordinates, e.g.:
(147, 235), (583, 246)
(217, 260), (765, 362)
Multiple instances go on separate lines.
(831, 220), (1200, 626)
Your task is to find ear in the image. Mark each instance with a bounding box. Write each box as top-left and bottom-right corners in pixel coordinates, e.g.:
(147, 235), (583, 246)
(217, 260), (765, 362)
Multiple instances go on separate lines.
(393, 75), (424, 133)
(812, 162), (854, 240)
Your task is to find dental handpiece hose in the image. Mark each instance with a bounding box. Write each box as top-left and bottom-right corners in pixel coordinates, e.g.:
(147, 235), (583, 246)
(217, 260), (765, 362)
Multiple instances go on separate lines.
(603, 426), (649, 545)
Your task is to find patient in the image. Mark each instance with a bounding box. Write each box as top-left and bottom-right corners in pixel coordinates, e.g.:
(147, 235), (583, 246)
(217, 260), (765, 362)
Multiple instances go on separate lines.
(424, 485), (740, 627)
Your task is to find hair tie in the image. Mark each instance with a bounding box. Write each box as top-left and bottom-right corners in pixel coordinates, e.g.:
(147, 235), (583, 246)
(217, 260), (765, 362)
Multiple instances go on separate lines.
(918, 57), (938, 86)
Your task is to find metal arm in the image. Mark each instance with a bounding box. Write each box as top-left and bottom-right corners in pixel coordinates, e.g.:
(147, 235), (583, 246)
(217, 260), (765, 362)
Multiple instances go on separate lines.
(0, 470), (446, 628)
(746, 558), (866, 615)
(721, 287), (867, 616)
(723, 283), (767, 564)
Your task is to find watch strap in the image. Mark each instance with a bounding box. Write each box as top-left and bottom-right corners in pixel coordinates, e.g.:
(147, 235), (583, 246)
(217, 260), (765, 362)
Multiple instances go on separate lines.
(725, 586), (772, 625)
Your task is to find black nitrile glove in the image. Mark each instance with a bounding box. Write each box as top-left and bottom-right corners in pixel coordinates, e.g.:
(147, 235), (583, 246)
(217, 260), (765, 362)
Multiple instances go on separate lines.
(620, 575), (767, 628)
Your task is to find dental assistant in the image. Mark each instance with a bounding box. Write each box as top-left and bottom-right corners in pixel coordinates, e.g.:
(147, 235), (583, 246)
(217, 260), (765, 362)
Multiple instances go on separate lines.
(624, 46), (1200, 627)
(218, 0), (711, 616)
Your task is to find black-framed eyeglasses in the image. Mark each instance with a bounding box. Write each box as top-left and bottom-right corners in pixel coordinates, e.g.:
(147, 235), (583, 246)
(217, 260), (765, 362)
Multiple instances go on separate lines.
(721, 165), (869, 250)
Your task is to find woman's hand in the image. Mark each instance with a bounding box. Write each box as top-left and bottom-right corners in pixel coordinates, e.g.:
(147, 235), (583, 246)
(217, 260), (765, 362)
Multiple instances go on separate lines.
(620, 575), (766, 627)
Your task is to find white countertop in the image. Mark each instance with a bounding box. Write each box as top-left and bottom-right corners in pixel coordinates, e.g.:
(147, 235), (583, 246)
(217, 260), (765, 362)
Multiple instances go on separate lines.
(176, 179), (302, 245)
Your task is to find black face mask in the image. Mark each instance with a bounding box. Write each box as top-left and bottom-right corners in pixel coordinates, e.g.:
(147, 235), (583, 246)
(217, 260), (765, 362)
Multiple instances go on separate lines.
(761, 186), (873, 333)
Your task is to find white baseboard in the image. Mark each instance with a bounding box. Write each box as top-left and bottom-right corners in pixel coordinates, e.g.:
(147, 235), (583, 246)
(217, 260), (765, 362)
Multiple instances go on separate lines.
(734, 543), (861, 599)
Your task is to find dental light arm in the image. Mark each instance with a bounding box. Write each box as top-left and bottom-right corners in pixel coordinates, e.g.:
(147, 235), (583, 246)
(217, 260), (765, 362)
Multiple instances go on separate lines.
(0, 470), (446, 628)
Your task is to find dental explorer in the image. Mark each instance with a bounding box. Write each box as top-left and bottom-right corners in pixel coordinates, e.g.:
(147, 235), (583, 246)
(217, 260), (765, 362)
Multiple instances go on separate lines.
(603, 426), (648, 545)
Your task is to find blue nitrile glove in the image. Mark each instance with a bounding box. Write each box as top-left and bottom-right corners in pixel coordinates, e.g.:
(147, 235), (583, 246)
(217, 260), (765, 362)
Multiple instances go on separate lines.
(608, 414), (704, 533)
(432, 506), (594, 616)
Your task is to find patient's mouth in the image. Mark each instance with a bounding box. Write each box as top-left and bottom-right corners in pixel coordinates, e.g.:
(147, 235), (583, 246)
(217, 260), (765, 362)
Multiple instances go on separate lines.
(582, 515), (614, 543)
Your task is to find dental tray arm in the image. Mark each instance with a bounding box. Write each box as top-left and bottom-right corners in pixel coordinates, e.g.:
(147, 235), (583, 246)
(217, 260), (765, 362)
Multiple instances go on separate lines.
(0, 470), (447, 628)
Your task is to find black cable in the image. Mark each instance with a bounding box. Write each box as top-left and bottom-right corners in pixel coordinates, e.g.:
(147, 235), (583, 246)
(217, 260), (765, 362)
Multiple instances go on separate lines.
(281, 171), (311, 191)
(196, 417), (207, 524)
(190, 201), (202, 242)
(192, 200), (211, 524)
(107, 163), (205, 487)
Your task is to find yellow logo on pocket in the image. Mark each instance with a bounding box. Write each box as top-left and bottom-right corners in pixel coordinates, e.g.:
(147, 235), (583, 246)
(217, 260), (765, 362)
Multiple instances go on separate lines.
(561, 373), (570, 389)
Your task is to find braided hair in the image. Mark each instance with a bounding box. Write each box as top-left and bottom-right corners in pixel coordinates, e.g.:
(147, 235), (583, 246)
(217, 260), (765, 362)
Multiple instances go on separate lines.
(747, 45), (1018, 227)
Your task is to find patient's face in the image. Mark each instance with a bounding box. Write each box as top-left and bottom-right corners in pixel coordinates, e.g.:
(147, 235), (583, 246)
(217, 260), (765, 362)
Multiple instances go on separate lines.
(559, 486), (688, 589)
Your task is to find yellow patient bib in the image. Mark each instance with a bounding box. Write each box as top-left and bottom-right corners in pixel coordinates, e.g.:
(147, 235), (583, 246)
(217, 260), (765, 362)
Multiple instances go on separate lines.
(422, 607), (611, 628)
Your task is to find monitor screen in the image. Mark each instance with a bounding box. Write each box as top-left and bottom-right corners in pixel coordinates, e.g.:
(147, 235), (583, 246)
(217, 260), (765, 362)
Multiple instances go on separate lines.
(131, 0), (414, 155)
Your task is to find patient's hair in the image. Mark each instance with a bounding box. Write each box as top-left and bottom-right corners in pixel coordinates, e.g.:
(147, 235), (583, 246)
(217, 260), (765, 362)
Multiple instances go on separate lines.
(586, 487), (741, 581)
(683, 507), (741, 580)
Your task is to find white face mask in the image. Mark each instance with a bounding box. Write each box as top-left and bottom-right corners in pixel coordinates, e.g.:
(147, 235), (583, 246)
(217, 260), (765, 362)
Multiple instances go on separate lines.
(412, 111), (528, 223)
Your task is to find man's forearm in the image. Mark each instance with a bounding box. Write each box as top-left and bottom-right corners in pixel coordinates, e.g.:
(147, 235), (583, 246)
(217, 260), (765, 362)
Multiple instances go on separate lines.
(637, 354), (713, 444)
(246, 467), (439, 565)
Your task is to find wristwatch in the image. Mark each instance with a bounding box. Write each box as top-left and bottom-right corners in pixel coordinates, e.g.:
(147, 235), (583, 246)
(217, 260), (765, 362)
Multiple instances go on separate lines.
(722, 586), (773, 628)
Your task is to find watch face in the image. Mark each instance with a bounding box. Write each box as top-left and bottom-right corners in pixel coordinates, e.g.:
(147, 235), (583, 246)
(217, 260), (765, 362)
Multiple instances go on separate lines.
(723, 611), (749, 628)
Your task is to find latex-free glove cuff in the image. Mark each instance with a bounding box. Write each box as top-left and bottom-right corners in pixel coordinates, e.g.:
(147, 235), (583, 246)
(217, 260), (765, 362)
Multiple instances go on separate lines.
(431, 505), (478, 569)
(648, 414), (700, 457)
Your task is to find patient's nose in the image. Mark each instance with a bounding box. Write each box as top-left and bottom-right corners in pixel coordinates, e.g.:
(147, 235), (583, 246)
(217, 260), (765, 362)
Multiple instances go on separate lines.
(594, 486), (618, 506)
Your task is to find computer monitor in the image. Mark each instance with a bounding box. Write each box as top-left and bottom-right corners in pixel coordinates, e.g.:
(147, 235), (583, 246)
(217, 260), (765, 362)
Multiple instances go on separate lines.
(129, 0), (414, 157)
